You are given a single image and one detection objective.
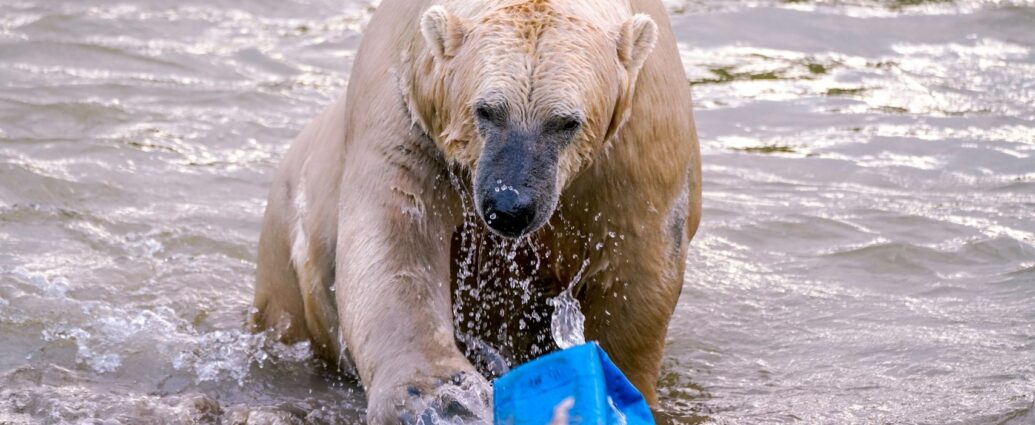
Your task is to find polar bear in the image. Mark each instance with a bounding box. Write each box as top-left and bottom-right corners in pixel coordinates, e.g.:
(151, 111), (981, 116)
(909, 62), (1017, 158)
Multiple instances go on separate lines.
(250, 0), (700, 422)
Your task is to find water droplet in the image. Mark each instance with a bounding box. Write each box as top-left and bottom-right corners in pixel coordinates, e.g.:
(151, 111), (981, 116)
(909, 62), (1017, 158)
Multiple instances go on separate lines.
(550, 288), (585, 349)
(550, 260), (589, 349)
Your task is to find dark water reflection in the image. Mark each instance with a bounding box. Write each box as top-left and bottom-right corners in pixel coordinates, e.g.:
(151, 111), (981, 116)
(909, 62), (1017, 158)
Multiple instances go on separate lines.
(0, 0), (1033, 423)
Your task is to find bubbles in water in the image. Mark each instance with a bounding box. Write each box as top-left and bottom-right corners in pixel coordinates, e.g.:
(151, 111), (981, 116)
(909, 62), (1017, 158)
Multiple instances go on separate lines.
(9, 266), (316, 384)
(173, 330), (313, 385)
(12, 267), (69, 298)
(42, 327), (123, 373)
(124, 232), (164, 257)
(40, 308), (182, 374)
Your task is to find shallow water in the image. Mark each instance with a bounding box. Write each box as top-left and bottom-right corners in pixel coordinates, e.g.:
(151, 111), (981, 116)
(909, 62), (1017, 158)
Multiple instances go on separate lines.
(0, 0), (1033, 424)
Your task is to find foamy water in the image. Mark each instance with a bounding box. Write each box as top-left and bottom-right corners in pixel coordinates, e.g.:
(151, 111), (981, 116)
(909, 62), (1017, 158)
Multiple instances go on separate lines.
(1, 0), (1034, 424)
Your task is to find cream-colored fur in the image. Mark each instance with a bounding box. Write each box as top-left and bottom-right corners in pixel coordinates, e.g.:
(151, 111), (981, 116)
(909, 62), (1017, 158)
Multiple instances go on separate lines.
(251, 0), (701, 422)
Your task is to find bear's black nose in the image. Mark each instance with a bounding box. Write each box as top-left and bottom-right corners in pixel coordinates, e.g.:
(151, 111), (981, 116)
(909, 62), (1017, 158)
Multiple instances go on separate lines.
(482, 189), (535, 237)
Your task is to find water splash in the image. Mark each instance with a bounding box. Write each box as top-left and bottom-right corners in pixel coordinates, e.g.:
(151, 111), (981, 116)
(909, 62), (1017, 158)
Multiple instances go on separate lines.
(12, 267), (69, 298)
(549, 260), (588, 349)
(549, 286), (585, 350)
(404, 376), (494, 425)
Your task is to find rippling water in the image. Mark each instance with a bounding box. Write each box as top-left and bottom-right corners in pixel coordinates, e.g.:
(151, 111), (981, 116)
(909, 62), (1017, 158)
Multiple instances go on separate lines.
(1, 0), (1033, 424)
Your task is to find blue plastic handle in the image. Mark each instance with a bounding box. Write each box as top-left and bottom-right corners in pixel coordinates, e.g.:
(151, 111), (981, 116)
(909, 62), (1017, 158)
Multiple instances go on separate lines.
(493, 342), (655, 425)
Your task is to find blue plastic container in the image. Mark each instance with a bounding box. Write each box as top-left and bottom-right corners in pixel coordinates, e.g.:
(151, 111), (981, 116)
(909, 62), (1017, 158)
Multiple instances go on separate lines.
(493, 342), (654, 425)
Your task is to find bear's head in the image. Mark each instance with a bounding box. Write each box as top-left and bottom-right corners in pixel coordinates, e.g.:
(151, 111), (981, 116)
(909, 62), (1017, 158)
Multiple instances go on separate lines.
(418, 1), (658, 238)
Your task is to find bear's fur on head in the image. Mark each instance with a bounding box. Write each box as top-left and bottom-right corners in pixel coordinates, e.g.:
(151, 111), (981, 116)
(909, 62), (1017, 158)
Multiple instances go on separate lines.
(417, 0), (658, 237)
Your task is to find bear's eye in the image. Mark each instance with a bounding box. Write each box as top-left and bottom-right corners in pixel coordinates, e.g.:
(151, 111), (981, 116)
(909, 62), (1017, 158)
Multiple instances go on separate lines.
(549, 116), (582, 134)
(474, 104), (505, 126)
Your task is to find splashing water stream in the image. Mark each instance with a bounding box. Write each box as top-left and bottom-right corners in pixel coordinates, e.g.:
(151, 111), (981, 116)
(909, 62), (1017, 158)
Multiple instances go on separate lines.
(550, 260), (589, 349)
(549, 283), (586, 350)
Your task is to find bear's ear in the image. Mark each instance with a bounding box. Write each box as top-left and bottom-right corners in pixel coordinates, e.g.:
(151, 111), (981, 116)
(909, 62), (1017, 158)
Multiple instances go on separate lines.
(421, 6), (467, 61)
(616, 14), (658, 73)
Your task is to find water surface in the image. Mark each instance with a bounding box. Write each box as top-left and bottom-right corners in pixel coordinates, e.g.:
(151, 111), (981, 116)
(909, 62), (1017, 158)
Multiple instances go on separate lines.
(1, 0), (1033, 423)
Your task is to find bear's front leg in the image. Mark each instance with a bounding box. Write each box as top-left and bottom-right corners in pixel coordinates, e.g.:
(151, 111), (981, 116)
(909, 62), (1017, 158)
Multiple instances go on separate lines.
(333, 145), (489, 424)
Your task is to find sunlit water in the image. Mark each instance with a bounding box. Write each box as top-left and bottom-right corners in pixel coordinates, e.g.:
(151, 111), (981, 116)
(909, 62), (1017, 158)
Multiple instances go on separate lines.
(1, 0), (1033, 424)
